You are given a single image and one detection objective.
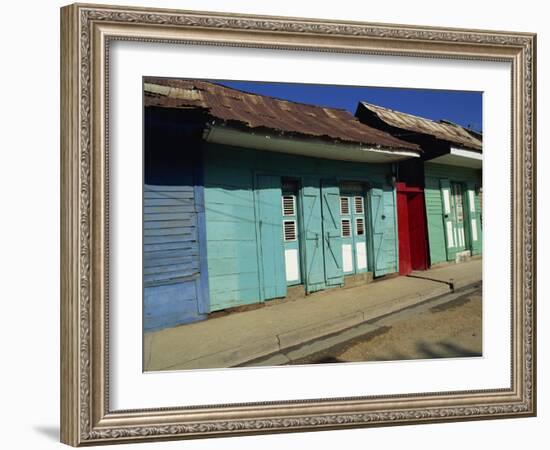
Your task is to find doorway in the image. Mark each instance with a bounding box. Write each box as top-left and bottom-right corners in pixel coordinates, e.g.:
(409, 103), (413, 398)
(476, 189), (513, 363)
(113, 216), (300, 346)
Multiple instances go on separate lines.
(339, 186), (368, 276)
(396, 182), (429, 275)
(300, 177), (344, 293)
(449, 181), (467, 252)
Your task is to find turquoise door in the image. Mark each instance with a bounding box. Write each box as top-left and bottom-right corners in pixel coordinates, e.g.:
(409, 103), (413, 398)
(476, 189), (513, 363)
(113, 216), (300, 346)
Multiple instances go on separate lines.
(369, 188), (387, 276)
(321, 180), (344, 287)
(340, 190), (368, 275)
(301, 178), (326, 293)
(256, 175), (287, 300)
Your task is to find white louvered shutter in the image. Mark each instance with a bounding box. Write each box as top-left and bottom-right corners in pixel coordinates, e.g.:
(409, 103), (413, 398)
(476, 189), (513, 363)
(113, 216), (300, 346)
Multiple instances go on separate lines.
(341, 219), (351, 237)
(354, 196), (364, 214)
(340, 197), (350, 215)
(283, 220), (297, 242)
(282, 195), (296, 216)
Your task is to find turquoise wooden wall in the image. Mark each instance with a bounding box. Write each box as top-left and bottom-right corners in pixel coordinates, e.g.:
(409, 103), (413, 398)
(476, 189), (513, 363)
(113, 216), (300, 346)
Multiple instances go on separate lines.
(424, 163), (482, 265)
(203, 143), (398, 312)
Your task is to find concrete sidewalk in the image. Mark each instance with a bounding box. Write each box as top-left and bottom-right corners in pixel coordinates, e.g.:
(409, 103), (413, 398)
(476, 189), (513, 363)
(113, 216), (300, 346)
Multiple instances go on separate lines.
(144, 259), (481, 371)
(409, 256), (482, 290)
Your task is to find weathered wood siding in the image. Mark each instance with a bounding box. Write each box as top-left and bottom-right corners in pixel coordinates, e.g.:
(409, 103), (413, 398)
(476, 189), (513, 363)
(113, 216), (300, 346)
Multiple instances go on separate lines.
(143, 108), (209, 332)
(424, 163), (482, 265)
(143, 184), (204, 331)
(203, 143), (398, 312)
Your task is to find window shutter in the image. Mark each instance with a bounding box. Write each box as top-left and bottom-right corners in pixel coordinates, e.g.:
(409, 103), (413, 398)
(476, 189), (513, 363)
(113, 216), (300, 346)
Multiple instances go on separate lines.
(283, 220), (297, 241)
(356, 217), (365, 236)
(354, 196), (364, 214)
(340, 197), (350, 215)
(341, 218), (351, 237)
(282, 195), (296, 216)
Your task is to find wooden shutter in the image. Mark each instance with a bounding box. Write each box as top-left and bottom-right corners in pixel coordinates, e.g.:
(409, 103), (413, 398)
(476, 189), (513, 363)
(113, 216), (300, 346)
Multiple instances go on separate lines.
(301, 178), (326, 293)
(321, 180), (344, 286)
(282, 195), (296, 216)
(356, 217), (365, 236)
(340, 196), (350, 215)
(369, 188), (387, 276)
(283, 220), (297, 242)
(341, 218), (351, 237)
(354, 196), (364, 214)
(439, 178), (456, 261)
(256, 175), (286, 300)
(466, 182), (482, 255)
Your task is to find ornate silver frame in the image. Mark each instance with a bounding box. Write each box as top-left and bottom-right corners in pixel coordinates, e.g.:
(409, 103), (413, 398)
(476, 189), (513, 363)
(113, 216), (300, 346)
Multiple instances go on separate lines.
(60, 3), (536, 446)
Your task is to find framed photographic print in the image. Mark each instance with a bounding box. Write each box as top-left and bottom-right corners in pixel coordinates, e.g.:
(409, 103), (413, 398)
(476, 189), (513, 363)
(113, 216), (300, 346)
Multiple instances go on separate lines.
(60, 3), (536, 446)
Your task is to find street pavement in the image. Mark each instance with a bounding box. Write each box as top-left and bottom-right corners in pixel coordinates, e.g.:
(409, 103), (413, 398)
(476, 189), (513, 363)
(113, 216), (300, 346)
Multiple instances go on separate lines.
(144, 258), (482, 371)
(286, 286), (482, 365)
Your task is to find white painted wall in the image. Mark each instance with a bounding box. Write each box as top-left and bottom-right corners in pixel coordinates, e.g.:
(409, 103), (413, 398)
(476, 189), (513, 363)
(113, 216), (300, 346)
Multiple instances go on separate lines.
(0, 1), (547, 449)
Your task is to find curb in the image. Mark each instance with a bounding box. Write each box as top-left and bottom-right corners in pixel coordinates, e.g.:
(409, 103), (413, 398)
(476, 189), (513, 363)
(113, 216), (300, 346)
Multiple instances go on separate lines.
(242, 281), (482, 367)
(158, 278), (481, 371)
(236, 283), (455, 368)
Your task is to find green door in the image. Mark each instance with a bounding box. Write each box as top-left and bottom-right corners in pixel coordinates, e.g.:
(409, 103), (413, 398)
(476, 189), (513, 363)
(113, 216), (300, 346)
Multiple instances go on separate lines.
(369, 188), (387, 276)
(301, 178), (326, 293)
(256, 175), (287, 300)
(321, 180), (344, 287)
(439, 179), (456, 261)
(441, 179), (471, 261)
(340, 191), (368, 275)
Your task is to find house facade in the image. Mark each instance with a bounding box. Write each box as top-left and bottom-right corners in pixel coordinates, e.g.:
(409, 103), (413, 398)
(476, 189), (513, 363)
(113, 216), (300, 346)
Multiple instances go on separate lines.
(356, 102), (483, 272)
(143, 79), (421, 331)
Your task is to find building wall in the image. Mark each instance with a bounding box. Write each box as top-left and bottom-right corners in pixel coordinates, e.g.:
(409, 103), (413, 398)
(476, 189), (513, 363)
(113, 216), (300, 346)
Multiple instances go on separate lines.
(143, 109), (209, 331)
(424, 163), (482, 265)
(203, 143), (398, 312)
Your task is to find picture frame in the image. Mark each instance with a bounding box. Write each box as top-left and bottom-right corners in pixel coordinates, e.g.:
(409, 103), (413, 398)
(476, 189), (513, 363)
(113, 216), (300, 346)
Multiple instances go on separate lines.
(60, 2), (536, 446)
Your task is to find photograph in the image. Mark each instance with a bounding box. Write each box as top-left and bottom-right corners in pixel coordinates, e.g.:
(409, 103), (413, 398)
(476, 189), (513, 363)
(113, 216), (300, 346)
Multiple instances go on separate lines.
(143, 78), (483, 371)
(58, 2), (536, 445)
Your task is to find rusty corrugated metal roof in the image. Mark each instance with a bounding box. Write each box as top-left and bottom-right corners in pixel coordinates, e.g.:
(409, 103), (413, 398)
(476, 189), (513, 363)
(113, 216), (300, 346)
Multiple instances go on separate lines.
(359, 102), (482, 152)
(143, 78), (421, 152)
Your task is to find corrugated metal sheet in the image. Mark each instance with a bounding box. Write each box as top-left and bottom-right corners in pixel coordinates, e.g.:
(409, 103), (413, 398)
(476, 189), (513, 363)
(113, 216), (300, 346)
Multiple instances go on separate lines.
(359, 102), (482, 152)
(143, 78), (420, 152)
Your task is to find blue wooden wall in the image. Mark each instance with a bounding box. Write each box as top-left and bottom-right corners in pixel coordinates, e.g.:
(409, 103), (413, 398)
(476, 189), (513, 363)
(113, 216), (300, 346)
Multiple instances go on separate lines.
(203, 143), (399, 312)
(143, 183), (208, 331)
(143, 108), (209, 332)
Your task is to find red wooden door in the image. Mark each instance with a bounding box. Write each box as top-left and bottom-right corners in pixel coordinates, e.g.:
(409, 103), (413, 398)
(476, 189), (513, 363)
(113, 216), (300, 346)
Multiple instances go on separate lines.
(396, 183), (428, 275)
(397, 185), (412, 275)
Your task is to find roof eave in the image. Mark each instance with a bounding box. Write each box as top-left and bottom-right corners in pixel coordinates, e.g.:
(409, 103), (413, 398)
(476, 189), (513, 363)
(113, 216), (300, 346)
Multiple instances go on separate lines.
(204, 125), (421, 163)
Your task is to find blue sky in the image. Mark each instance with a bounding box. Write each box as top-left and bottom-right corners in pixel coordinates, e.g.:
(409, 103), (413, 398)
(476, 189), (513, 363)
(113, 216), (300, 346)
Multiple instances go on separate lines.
(214, 80), (482, 133)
